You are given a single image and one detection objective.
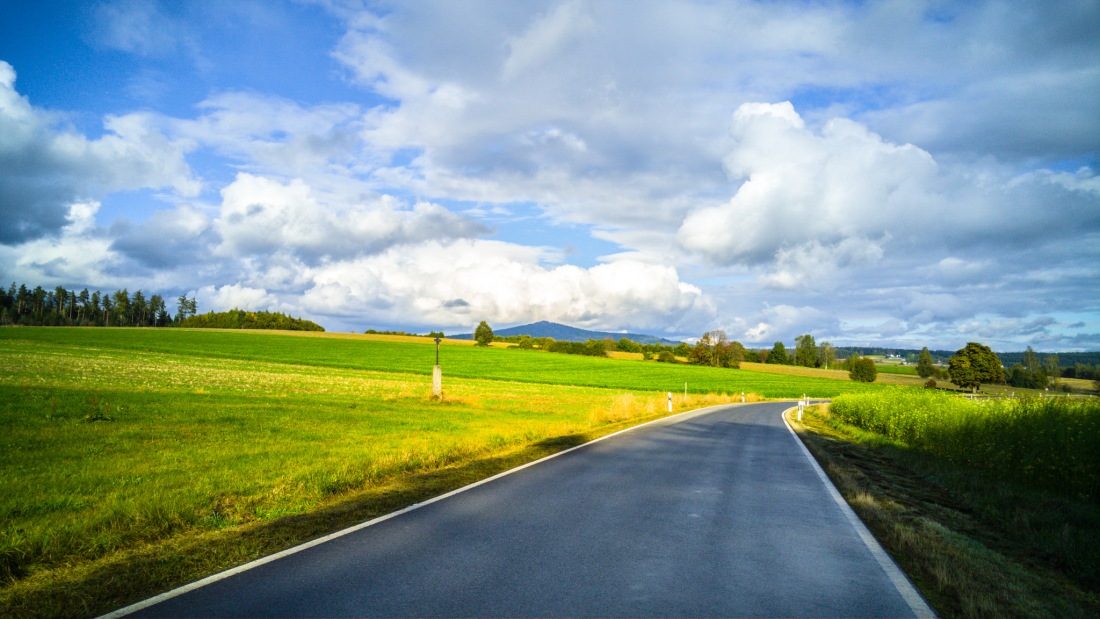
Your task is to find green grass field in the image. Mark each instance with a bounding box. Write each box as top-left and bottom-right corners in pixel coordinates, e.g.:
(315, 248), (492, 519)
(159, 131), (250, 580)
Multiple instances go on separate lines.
(0, 326), (882, 617)
(0, 327), (884, 398)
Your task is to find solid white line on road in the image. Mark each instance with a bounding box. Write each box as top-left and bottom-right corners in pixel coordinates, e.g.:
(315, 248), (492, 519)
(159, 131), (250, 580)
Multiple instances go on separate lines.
(98, 403), (740, 619)
(781, 408), (938, 619)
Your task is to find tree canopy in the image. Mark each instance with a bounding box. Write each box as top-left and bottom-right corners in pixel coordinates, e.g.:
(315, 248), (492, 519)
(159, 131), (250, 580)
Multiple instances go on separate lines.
(689, 330), (744, 368)
(948, 342), (1004, 392)
(1, 281), (182, 327)
(768, 341), (790, 365)
(180, 310), (323, 331)
(794, 334), (818, 367)
(474, 321), (494, 346)
(1006, 346), (1052, 390)
(817, 341), (836, 369)
(848, 355), (878, 382)
(916, 347), (935, 378)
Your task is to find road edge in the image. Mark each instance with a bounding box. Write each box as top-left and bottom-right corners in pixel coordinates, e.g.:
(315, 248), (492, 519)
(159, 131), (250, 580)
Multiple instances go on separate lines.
(781, 407), (938, 619)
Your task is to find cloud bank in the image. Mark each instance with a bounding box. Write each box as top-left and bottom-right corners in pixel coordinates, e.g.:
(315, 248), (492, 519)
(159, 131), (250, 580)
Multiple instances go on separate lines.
(0, 1), (1097, 350)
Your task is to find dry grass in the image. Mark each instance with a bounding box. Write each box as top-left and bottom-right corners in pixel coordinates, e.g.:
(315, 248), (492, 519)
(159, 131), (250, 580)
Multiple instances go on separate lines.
(741, 361), (848, 379)
(1059, 377), (1100, 394)
(742, 361), (937, 387)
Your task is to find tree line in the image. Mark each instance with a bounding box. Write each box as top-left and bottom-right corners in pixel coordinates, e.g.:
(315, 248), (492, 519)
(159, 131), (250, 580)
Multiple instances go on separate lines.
(474, 321), (691, 359)
(0, 282), (197, 327)
(685, 331), (842, 371)
(180, 310), (323, 332)
(467, 322), (1098, 391)
(473, 322), (860, 376)
(930, 342), (1100, 393)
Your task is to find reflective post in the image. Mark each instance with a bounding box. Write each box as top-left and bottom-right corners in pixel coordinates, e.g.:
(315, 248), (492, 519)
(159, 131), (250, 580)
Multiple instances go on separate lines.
(432, 337), (442, 398)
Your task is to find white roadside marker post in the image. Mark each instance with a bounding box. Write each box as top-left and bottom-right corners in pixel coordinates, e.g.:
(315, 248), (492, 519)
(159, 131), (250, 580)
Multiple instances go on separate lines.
(432, 337), (442, 398)
(667, 392), (673, 413)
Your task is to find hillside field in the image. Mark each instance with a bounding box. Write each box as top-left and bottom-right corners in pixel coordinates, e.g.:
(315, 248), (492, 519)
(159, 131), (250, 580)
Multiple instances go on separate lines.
(0, 327), (888, 398)
(0, 327), (879, 617)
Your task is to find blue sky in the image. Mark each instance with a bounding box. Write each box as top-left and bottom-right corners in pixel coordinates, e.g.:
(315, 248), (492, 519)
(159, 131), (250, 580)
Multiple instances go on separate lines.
(1, 0), (1098, 351)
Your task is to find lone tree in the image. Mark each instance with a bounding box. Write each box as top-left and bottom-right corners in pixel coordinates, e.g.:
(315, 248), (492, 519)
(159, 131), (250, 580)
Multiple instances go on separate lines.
(948, 342), (1004, 392)
(818, 341), (836, 370)
(916, 347), (935, 378)
(794, 334), (818, 367)
(768, 341), (790, 365)
(474, 321), (494, 347)
(849, 354), (878, 383)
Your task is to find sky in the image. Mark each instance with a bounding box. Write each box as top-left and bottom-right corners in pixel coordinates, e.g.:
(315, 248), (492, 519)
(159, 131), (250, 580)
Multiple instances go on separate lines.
(1, 0), (1098, 351)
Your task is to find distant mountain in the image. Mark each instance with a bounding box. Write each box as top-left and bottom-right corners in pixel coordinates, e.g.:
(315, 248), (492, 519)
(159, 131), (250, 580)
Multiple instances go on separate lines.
(449, 320), (683, 346)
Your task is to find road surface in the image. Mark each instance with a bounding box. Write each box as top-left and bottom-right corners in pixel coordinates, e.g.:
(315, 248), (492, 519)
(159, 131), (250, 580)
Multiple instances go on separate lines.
(112, 401), (934, 618)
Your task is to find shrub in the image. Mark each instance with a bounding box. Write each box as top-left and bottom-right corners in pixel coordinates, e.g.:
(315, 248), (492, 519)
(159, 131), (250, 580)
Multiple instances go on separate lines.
(849, 357), (877, 382)
(657, 351), (676, 363)
(924, 378), (937, 389)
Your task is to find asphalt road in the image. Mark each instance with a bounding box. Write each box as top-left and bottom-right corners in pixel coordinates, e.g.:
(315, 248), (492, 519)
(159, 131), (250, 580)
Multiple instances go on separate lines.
(114, 401), (934, 618)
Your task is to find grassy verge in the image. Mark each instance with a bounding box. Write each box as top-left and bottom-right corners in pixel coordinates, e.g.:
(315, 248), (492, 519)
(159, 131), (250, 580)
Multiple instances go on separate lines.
(787, 404), (1100, 618)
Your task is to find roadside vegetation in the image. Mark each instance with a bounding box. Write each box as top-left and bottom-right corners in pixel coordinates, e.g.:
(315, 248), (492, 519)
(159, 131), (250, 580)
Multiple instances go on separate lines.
(830, 389), (1099, 498)
(789, 394), (1100, 618)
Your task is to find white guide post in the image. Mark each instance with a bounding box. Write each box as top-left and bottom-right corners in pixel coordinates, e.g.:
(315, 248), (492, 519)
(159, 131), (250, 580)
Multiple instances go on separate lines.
(432, 337), (442, 398)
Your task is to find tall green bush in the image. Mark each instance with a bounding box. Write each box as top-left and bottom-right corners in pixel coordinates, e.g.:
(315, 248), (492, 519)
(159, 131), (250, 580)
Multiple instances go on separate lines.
(849, 356), (877, 382)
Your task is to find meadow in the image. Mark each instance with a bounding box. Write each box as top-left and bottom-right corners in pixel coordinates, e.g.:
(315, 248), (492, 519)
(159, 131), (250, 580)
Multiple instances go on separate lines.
(0, 327), (887, 398)
(2, 326), (873, 616)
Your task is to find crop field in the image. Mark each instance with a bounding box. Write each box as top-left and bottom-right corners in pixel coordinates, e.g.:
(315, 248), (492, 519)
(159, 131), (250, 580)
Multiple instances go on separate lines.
(830, 388), (1100, 499)
(739, 360), (930, 388)
(872, 364), (918, 375)
(2, 326), (882, 616)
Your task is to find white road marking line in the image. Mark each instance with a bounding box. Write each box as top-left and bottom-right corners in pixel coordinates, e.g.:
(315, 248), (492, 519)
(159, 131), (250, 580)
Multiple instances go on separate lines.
(782, 407), (938, 619)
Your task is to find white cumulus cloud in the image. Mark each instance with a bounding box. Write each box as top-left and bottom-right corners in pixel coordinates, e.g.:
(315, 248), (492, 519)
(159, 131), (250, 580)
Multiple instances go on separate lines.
(300, 239), (712, 334)
(214, 173), (488, 262)
(0, 61), (198, 244)
(678, 101), (938, 265)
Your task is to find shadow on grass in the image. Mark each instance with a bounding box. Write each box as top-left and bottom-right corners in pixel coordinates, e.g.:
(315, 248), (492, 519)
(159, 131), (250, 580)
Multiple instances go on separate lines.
(1, 415), (662, 619)
(532, 433), (589, 449)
